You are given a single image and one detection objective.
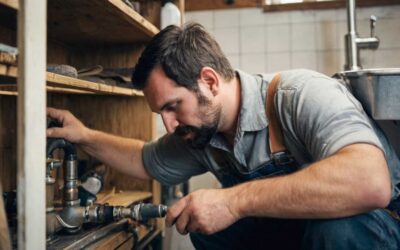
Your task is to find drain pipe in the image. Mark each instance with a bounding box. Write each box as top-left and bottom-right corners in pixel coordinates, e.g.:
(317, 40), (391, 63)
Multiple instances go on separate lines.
(45, 137), (168, 240)
(46, 138), (85, 235)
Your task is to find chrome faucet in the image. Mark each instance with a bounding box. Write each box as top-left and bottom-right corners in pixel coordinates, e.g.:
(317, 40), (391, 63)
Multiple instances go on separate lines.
(344, 0), (380, 70)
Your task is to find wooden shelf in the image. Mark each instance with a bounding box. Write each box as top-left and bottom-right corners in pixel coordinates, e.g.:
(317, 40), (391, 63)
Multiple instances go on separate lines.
(0, 63), (143, 96)
(0, 0), (159, 44)
(0, 0), (17, 10)
(48, 0), (159, 44)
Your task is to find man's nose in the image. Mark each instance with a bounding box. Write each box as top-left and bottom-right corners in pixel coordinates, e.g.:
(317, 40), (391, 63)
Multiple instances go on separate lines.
(161, 113), (179, 134)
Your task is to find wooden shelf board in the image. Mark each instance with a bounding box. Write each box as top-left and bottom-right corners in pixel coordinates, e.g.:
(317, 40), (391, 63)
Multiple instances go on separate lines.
(47, 0), (159, 44)
(0, 0), (159, 44)
(96, 190), (153, 207)
(0, 63), (144, 96)
(86, 224), (152, 250)
(0, 0), (17, 10)
(46, 72), (143, 96)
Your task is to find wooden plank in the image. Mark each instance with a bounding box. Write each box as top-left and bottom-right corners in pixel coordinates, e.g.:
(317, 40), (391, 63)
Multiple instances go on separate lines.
(108, 0), (159, 37)
(0, 0), (17, 9)
(47, 0), (159, 45)
(87, 231), (133, 250)
(96, 191), (152, 207)
(46, 86), (96, 94)
(185, 0), (260, 11)
(0, 84), (96, 95)
(0, 90), (17, 95)
(17, 0), (47, 248)
(0, 96), (17, 192)
(87, 225), (150, 250)
(0, 64), (144, 96)
(47, 72), (140, 96)
(48, 94), (154, 192)
(1, 0), (159, 44)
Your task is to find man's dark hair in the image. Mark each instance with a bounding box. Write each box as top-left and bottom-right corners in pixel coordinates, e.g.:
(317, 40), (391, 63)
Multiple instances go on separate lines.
(132, 22), (235, 91)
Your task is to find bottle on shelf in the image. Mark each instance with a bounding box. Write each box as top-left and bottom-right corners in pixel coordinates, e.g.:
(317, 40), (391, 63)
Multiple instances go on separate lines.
(160, 0), (181, 29)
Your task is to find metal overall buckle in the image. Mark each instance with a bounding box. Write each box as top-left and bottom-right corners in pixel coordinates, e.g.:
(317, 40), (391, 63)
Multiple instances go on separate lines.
(271, 151), (294, 166)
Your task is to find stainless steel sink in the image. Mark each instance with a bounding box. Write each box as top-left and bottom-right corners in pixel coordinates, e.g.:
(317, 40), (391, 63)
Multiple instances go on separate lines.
(335, 68), (400, 120)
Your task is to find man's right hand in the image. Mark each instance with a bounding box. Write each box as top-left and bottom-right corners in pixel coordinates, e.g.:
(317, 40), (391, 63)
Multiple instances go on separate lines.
(46, 107), (91, 144)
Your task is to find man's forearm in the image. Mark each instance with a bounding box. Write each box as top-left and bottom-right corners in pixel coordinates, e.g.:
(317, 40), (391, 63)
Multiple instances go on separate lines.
(230, 144), (391, 219)
(80, 129), (152, 180)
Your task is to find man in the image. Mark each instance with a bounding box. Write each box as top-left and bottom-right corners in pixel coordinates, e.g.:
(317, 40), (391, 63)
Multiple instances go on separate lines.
(47, 23), (400, 249)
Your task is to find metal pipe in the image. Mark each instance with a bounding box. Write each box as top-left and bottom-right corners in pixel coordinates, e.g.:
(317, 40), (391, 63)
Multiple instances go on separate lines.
(45, 136), (168, 238)
(345, 0), (360, 70)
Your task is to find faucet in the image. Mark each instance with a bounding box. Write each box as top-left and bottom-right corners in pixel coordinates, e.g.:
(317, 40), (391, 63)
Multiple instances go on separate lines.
(344, 0), (380, 71)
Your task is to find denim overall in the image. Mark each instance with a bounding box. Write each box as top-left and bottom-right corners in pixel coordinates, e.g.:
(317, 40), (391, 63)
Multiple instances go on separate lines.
(190, 152), (309, 250)
(190, 150), (400, 250)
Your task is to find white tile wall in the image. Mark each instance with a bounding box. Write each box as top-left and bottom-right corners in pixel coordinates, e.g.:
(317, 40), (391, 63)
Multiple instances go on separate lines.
(315, 10), (337, 22)
(292, 51), (317, 70)
(317, 51), (340, 76)
(291, 23), (316, 51)
(239, 8), (265, 26)
(265, 11), (291, 25)
(240, 26), (265, 53)
(213, 27), (240, 54)
(376, 19), (400, 49)
(266, 52), (291, 72)
(291, 10), (316, 23)
(184, 11), (214, 29)
(227, 54), (241, 69)
(266, 24), (290, 52)
(214, 9), (240, 28)
(374, 49), (400, 68)
(336, 21), (347, 50)
(315, 21), (338, 50)
(185, 5), (400, 75)
(241, 53), (266, 73)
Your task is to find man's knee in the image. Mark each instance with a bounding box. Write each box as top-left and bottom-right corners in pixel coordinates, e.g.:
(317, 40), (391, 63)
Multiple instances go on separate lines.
(303, 209), (399, 250)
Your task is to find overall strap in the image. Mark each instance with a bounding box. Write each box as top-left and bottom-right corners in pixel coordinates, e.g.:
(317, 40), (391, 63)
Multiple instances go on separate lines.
(266, 74), (288, 161)
(265, 74), (298, 167)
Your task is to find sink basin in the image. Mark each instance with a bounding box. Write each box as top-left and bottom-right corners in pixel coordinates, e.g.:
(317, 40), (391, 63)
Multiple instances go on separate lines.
(335, 68), (400, 120)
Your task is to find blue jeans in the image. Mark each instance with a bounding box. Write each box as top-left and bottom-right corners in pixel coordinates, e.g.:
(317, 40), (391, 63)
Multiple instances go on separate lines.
(190, 209), (400, 250)
(191, 157), (400, 249)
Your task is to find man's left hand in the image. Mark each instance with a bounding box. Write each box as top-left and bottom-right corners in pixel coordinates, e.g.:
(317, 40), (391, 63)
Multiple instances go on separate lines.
(165, 188), (240, 235)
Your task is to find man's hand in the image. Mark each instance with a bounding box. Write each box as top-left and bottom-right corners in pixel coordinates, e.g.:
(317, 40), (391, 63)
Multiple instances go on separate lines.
(165, 188), (240, 235)
(46, 107), (90, 144)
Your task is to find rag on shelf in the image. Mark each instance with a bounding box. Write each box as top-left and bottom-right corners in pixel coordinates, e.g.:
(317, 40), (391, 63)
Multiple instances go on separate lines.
(78, 65), (134, 88)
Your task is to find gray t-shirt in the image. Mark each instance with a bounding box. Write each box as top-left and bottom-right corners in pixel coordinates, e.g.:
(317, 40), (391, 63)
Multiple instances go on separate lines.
(142, 69), (400, 199)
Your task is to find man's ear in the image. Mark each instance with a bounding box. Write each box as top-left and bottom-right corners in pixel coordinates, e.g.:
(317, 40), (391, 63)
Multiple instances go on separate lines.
(198, 67), (220, 96)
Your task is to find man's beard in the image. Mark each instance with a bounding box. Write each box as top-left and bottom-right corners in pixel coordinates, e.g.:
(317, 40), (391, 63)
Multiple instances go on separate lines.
(174, 95), (220, 149)
(174, 123), (218, 149)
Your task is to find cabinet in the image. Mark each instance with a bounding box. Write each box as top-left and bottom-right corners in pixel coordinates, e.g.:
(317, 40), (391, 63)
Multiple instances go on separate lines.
(0, 0), (166, 248)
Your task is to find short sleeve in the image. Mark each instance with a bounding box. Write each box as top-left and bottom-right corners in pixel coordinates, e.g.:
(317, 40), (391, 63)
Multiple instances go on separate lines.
(142, 134), (207, 186)
(276, 71), (384, 160)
